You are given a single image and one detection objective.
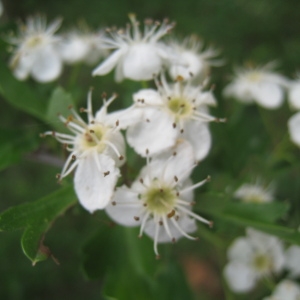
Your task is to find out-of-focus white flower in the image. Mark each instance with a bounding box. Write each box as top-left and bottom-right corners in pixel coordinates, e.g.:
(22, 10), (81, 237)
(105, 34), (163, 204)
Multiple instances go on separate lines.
(223, 63), (288, 109)
(126, 75), (223, 160)
(263, 280), (300, 300)
(106, 141), (212, 257)
(42, 91), (125, 213)
(224, 228), (285, 293)
(288, 77), (300, 110)
(288, 112), (300, 147)
(58, 26), (107, 65)
(168, 35), (222, 82)
(234, 181), (274, 203)
(92, 14), (175, 82)
(284, 245), (300, 278)
(8, 15), (63, 82)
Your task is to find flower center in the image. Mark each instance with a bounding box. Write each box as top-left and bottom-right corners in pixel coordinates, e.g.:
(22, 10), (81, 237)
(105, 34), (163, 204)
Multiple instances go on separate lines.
(247, 71), (262, 82)
(253, 253), (272, 272)
(167, 98), (193, 119)
(143, 184), (177, 215)
(26, 35), (44, 48)
(80, 124), (107, 152)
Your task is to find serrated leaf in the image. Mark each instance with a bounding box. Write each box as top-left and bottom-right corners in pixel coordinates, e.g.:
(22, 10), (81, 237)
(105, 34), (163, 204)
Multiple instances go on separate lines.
(46, 87), (75, 132)
(0, 185), (77, 264)
(0, 127), (39, 171)
(0, 61), (47, 121)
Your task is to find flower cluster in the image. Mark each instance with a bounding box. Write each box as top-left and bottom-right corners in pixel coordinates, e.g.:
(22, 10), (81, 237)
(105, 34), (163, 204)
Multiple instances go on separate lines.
(36, 15), (224, 256)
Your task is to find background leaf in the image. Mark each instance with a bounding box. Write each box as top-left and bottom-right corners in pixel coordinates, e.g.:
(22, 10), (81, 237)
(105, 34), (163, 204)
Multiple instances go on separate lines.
(0, 185), (77, 264)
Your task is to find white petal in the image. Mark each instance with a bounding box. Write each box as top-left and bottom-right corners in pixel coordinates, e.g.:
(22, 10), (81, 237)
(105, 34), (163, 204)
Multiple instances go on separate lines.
(288, 112), (300, 147)
(122, 43), (162, 81)
(144, 215), (197, 243)
(126, 108), (177, 157)
(271, 280), (300, 300)
(224, 262), (257, 293)
(133, 89), (163, 106)
(103, 131), (126, 167)
(31, 46), (62, 82)
(253, 82), (284, 109)
(285, 246), (300, 277)
(182, 121), (211, 161)
(74, 153), (119, 213)
(92, 48), (126, 76)
(149, 139), (195, 183)
(227, 237), (253, 263)
(223, 81), (255, 104)
(12, 52), (34, 80)
(105, 186), (141, 226)
(289, 83), (300, 110)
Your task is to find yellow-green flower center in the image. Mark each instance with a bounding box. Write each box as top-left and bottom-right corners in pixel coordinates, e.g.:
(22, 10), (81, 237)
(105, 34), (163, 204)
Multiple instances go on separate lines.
(80, 124), (107, 152)
(167, 97), (193, 119)
(247, 71), (262, 82)
(143, 185), (177, 215)
(253, 254), (272, 272)
(26, 35), (44, 48)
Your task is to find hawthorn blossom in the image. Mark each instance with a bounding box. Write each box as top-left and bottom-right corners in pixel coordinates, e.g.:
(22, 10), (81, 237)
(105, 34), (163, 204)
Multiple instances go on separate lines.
(224, 228), (285, 293)
(223, 63), (288, 109)
(234, 181), (274, 203)
(106, 141), (212, 257)
(263, 280), (300, 300)
(288, 77), (300, 110)
(284, 245), (300, 278)
(92, 14), (175, 81)
(8, 15), (63, 82)
(168, 35), (221, 82)
(42, 90), (125, 213)
(58, 27), (107, 65)
(126, 75), (224, 160)
(288, 112), (300, 147)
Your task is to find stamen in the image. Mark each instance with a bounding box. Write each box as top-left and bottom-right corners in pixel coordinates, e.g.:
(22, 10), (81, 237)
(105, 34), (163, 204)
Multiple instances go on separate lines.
(180, 176), (210, 194)
(138, 211), (151, 238)
(176, 205), (211, 226)
(170, 217), (198, 240)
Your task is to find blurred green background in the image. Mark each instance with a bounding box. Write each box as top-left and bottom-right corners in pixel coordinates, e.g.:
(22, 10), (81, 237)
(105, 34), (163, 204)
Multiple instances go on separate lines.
(1, 0), (300, 299)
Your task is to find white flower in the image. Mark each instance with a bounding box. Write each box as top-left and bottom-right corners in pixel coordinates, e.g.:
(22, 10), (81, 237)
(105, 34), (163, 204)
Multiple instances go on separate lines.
(223, 63), (288, 109)
(8, 15), (63, 82)
(42, 90), (125, 213)
(126, 75), (224, 160)
(168, 35), (222, 82)
(263, 280), (300, 300)
(284, 245), (300, 278)
(58, 26), (107, 65)
(288, 78), (300, 110)
(105, 141), (212, 257)
(92, 14), (175, 82)
(288, 112), (300, 147)
(234, 181), (274, 203)
(224, 228), (285, 293)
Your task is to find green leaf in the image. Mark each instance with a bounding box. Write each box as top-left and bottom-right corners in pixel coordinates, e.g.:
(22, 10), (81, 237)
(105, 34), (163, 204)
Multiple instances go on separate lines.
(197, 194), (300, 245)
(46, 87), (75, 132)
(0, 127), (39, 171)
(0, 185), (77, 264)
(82, 226), (194, 300)
(0, 61), (47, 121)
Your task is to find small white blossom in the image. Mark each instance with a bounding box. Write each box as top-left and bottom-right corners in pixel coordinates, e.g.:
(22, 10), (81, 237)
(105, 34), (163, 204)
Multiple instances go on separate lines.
(263, 280), (300, 300)
(58, 26), (107, 65)
(92, 14), (175, 82)
(168, 35), (222, 82)
(288, 112), (300, 147)
(284, 245), (300, 278)
(42, 91), (125, 213)
(126, 75), (223, 160)
(224, 228), (285, 293)
(288, 77), (300, 110)
(106, 141), (212, 257)
(234, 181), (274, 203)
(223, 63), (288, 109)
(8, 15), (63, 82)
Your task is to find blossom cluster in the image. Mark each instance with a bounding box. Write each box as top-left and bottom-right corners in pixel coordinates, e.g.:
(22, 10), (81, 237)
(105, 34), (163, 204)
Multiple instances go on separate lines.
(20, 14), (226, 257)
